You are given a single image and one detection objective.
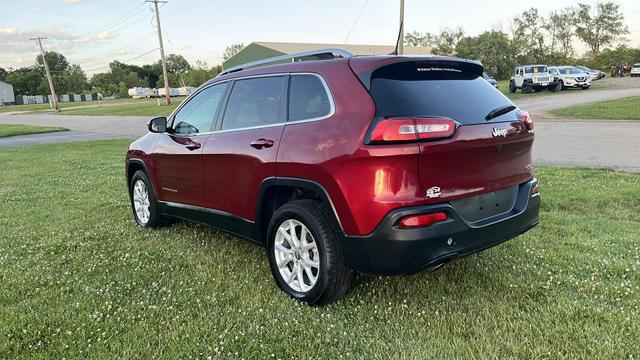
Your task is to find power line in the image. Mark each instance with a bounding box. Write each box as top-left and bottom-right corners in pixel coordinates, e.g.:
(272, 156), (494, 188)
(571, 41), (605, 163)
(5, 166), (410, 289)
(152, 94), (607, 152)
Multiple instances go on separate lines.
(79, 2), (146, 38)
(344, 0), (370, 43)
(82, 47), (159, 73)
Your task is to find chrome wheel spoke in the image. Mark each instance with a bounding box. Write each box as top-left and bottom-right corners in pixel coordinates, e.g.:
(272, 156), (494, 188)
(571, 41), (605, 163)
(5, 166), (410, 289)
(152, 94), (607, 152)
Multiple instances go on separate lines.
(132, 180), (150, 225)
(273, 218), (320, 293)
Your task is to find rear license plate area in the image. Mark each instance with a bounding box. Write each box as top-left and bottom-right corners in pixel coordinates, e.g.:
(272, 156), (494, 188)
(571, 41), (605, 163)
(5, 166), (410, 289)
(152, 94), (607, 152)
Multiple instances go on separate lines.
(450, 186), (518, 223)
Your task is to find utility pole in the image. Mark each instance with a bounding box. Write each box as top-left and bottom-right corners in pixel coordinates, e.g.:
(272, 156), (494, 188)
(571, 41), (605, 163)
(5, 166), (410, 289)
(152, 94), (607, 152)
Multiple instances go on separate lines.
(398, 0), (405, 55)
(30, 36), (59, 111)
(147, 0), (171, 105)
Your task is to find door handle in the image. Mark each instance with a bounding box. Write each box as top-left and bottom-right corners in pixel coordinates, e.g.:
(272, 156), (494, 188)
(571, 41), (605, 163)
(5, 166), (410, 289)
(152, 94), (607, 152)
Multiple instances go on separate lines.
(185, 141), (201, 150)
(250, 138), (274, 149)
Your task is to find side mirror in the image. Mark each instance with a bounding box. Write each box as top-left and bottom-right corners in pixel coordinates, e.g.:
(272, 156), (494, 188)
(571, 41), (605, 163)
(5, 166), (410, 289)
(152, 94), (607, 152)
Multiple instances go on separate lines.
(148, 117), (167, 133)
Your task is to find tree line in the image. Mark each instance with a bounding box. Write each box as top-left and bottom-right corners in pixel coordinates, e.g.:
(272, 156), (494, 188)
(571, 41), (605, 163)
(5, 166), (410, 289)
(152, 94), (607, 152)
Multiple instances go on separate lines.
(405, 2), (636, 79)
(0, 52), (223, 98)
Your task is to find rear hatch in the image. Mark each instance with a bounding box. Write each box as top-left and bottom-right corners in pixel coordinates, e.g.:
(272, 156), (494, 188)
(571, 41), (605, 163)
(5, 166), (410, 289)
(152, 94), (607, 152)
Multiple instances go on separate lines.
(352, 57), (534, 205)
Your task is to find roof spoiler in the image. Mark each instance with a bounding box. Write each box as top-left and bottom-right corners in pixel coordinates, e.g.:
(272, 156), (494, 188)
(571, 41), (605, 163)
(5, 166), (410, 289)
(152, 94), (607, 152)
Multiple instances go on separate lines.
(217, 48), (354, 78)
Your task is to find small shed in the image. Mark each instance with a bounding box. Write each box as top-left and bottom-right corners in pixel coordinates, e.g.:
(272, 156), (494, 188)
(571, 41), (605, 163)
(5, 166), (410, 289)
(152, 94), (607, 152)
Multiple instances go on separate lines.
(0, 80), (15, 105)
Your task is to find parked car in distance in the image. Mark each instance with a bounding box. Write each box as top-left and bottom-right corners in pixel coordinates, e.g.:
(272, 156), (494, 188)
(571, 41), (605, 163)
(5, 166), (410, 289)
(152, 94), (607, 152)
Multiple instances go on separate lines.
(574, 65), (605, 80)
(631, 63), (640, 77)
(549, 66), (592, 91)
(509, 65), (554, 93)
(483, 71), (499, 89)
(126, 49), (540, 305)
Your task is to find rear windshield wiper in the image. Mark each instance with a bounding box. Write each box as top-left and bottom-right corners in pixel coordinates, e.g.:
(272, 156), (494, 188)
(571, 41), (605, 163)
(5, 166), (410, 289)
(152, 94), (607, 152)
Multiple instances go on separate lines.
(485, 105), (516, 121)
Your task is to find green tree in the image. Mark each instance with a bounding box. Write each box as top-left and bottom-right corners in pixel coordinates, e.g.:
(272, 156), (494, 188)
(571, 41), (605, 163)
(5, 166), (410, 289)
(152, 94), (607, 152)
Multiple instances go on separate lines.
(455, 30), (516, 79)
(182, 61), (221, 87)
(0, 67), (7, 81)
(63, 65), (89, 93)
(432, 27), (465, 56)
(511, 8), (547, 64)
(223, 43), (244, 61)
(544, 8), (577, 58)
(5, 67), (42, 95)
(36, 51), (69, 73)
(575, 2), (629, 57)
(404, 31), (434, 47)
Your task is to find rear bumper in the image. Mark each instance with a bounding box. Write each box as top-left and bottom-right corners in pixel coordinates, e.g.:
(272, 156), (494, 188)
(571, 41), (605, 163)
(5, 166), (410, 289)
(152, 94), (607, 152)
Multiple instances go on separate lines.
(341, 179), (540, 275)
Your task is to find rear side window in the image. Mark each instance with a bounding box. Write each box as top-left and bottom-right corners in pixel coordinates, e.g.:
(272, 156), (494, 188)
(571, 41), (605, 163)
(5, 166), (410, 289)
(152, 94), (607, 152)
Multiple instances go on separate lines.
(370, 61), (515, 125)
(288, 74), (332, 121)
(221, 76), (286, 131)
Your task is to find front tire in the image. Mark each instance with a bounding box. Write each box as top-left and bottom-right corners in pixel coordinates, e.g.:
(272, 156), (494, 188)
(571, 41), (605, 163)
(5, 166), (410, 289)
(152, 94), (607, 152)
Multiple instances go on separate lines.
(266, 200), (353, 306)
(129, 170), (168, 228)
(508, 81), (516, 93)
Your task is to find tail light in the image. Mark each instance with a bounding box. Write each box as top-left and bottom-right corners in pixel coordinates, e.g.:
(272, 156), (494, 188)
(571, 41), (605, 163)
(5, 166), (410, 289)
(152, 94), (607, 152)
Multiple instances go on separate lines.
(518, 111), (533, 130)
(368, 117), (457, 144)
(398, 212), (448, 228)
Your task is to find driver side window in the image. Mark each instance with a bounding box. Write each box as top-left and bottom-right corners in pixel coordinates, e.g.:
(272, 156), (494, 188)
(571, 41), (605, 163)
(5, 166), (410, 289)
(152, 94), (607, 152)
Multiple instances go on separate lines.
(172, 83), (227, 135)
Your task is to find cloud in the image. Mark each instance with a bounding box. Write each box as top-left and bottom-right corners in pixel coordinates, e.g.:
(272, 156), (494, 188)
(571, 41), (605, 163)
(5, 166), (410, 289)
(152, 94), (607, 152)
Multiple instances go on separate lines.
(63, 0), (87, 4)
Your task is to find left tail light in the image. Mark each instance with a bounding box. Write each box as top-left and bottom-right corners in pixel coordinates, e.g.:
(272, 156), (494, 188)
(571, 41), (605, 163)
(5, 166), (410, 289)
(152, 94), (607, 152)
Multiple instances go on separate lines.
(367, 117), (458, 144)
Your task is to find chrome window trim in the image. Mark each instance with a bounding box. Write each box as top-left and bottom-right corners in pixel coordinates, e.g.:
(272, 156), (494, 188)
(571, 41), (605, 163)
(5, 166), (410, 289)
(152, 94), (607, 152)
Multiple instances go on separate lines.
(165, 72), (335, 136)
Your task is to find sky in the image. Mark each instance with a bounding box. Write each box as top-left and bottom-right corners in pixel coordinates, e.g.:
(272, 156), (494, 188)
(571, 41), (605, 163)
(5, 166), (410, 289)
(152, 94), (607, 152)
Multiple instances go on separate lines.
(1, 0), (639, 76)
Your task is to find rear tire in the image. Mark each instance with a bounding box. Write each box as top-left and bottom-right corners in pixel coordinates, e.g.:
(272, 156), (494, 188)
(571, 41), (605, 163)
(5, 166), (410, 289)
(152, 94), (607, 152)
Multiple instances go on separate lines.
(521, 83), (532, 94)
(129, 170), (168, 228)
(508, 81), (516, 93)
(266, 200), (353, 306)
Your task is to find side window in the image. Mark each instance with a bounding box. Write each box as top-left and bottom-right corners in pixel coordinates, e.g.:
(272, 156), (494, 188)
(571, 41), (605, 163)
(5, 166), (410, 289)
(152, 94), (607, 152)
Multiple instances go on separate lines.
(288, 74), (332, 121)
(172, 83), (227, 135)
(221, 76), (286, 131)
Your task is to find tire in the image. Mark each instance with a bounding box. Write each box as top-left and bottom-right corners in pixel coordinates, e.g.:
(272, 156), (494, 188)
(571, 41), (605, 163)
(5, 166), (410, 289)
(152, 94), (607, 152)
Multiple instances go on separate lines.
(266, 200), (353, 306)
(521, 83), (532, 94)
(550, 82), (562, 92)
(508, 81), (517, 93)
(129, 170), (168, 228)
(581, 86), (590, 90)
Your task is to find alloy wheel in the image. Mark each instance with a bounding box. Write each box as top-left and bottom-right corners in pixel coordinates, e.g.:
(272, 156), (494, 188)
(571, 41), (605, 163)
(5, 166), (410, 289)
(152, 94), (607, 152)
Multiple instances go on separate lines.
(273, 219), (320, 293)
(132, 179), (151, 224)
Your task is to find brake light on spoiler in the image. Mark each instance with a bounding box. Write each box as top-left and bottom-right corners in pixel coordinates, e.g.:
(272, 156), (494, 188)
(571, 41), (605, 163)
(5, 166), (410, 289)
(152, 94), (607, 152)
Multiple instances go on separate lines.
(367, 117), (458, 144)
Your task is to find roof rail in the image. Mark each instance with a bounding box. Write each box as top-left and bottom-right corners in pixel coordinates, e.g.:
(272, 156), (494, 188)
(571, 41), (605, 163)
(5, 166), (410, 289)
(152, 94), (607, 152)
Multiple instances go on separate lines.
(217, 48), (354, 77)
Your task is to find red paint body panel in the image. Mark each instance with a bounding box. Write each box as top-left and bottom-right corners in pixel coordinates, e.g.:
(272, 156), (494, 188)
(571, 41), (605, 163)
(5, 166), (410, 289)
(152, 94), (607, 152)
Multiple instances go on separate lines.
(202, 125), (284, 220)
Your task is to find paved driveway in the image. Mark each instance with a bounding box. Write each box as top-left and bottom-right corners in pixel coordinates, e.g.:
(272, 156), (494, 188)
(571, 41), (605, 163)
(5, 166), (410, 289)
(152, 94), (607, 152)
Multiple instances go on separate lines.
(2, 89), (639, 172)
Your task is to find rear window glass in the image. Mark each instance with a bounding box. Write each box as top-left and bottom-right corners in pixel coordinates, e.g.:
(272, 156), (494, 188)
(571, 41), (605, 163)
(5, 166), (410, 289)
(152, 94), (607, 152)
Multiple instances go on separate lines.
(525, 66), (547, 73)
(633, 64), (640, 68)
(370, 62), (516, 125)
(288, 75), (332, 121)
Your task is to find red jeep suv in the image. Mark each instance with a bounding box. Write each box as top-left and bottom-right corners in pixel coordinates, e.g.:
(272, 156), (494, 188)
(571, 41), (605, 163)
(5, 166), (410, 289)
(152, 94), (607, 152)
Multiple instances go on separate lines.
(126, 49), (540, 305)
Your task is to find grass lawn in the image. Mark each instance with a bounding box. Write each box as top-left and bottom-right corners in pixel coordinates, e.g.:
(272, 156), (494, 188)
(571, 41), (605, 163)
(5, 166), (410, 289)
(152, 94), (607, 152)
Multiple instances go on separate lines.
(0, 124), (68, 138)
(0, 141), (638, 358)
(0, 98), (141, 113)
(551, 96), (640, 120)
(55, 98), (184, 117)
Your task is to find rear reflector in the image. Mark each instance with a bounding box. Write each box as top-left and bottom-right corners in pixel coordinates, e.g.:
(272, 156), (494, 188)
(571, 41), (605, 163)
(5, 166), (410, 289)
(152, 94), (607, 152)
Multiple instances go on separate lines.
(369, 117), (457, 143)
(518, 110), (533, 130)
(398, 212), (448, 228)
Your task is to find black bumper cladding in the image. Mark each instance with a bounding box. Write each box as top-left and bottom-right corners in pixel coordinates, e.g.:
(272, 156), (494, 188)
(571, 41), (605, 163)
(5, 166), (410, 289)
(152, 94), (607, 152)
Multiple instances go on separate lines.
(342, 179), (540, 275)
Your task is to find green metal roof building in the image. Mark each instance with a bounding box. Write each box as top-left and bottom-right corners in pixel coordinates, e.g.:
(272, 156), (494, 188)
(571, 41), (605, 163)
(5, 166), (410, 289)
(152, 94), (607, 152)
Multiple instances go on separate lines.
(222, 42), (432, 70)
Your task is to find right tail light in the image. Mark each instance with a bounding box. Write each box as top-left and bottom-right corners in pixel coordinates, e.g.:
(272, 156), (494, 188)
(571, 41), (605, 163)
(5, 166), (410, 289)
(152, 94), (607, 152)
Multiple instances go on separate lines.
(518, 110), (534, 130)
